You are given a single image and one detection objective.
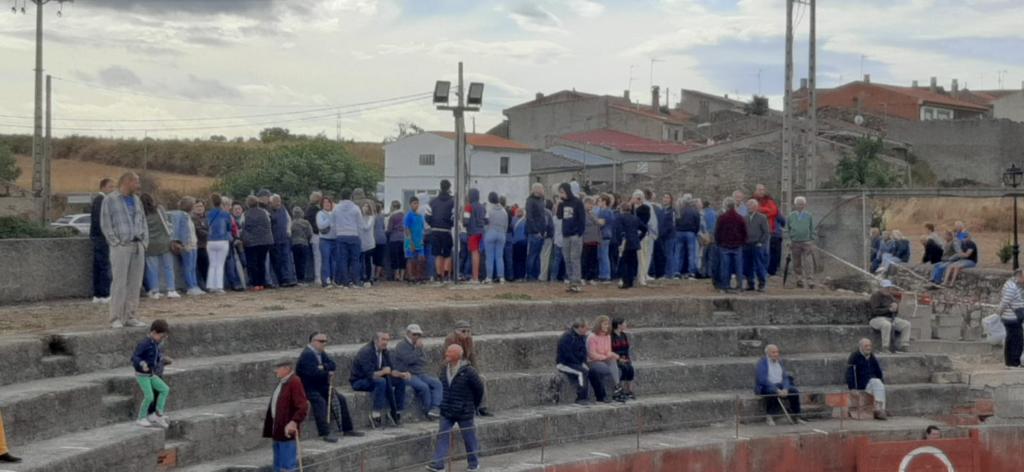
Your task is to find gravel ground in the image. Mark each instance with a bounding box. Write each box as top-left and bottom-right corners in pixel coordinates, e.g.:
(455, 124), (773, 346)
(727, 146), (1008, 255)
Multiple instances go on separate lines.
(0, 276), (834, 336)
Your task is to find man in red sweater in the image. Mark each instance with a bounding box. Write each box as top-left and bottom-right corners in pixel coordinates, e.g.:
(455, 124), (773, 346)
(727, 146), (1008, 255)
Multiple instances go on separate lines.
(714, 198), (748, 292)
(264, 361), (309, 472)
(753, 184), (783, 276)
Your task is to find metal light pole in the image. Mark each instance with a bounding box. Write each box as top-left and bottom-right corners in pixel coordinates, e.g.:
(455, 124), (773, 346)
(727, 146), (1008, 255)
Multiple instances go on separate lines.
(1004, 164), (1023, 270)
(434, 63), (483, 283)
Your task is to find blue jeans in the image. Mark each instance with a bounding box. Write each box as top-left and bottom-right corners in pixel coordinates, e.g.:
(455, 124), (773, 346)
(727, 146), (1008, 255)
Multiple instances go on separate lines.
(335, 236), (362, 286)
(272, 440), (297, 472)
(271, 242), (296, 285)
(526, 234), (544, 280)
(661, 233), (680, 277)
(484, 230), (506, 280)
(743, 243), (768, 287)
(351, 377), (406, 413)
(598, 240), (611, 280)
(319, 238), (336, 285)
(225, 246), (243, 290)
(406, 374), (443, 414)
(503, 238), (514, 280)
(431, 417), (480, 470)
(676, 231), (699, 276)
(550, 246), (565, 281)
(931, 262), (949, 284)
(145, 253), (176, 292)
(180, 249), (199, 290)
(717, 247), (743, 289)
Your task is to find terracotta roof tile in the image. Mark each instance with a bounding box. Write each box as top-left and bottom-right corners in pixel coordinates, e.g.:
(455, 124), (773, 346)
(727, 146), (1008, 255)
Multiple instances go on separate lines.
(430, 132), (533, 151)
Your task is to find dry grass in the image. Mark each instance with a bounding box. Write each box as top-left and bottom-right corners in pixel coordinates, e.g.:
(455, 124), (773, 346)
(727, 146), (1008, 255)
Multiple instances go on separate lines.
(15, 155), (214, 195)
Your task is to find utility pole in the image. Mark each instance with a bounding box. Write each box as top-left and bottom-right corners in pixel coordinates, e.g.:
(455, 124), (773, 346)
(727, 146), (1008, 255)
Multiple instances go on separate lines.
(31, 0), (45, 199)
(336, 112), (341, 142)
(806, 0), (817, 191)
(43, 73), (51, 221)
(782, 0), (794, 215)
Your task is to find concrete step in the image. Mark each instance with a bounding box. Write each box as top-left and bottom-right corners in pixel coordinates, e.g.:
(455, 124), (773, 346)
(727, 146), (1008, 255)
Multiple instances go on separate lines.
(911, 339), (1001, 356)
(173, 383), (971, 472)
(2, 295), (869, 385)
(161, 354), (950, 467)
(0, 421), (165, 472)
(0, 325), (917, 447)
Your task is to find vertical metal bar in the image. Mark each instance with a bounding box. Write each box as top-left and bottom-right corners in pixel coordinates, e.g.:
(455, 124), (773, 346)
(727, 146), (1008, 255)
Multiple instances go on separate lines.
(360, 450), (367, 472)
(635, 408), (644, 450)
(541, 416), (550, 463)
(807, 0), (817, 190)
(734, 394), (741, 439)
(446, 423), (455, 471)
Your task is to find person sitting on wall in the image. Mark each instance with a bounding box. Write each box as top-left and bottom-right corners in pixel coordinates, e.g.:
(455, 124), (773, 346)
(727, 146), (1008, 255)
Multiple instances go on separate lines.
(556, 318), (606, 404)
(846, 338), (888, 421)
(755, 344), (806, 426)
(350, 332), (407, 427)
(869, 280), (911, 353)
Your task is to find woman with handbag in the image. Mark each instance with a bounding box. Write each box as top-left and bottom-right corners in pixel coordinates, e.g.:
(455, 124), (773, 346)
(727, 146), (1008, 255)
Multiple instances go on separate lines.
(141, 194), (180, 299)
(997, 269), (1024, 368)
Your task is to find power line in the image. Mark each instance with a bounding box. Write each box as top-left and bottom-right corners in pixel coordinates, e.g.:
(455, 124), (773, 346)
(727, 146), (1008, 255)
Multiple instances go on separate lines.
(0, 94), (428, 132)
(0, 91), (431, 122)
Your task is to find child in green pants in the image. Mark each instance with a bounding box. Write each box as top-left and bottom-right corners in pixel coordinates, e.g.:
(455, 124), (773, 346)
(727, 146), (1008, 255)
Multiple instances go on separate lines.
(131, 319), (171, 428)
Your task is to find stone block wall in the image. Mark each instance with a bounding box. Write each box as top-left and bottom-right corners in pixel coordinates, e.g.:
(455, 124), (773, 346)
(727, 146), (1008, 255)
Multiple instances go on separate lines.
(0, 237), (93, 304)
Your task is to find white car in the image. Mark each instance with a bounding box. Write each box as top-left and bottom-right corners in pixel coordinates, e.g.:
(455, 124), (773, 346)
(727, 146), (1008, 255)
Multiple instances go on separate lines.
(50, 213), (92, 235)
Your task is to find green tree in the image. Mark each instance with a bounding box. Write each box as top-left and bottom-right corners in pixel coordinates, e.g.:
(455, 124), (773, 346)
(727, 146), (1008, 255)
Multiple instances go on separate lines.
(832, 137), (900, 188)
(0, 144), (21, 182)
(258, 127), (294, 143)
(745, 95), (770, 116)
(217, 140), (379, 206)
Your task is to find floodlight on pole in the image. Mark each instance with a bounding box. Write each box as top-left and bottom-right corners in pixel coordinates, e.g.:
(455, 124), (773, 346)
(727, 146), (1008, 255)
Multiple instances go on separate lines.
(434, 63), (484, 284)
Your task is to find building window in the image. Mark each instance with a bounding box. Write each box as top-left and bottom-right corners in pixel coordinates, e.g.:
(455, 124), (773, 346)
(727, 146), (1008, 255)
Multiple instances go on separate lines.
(419, 154), (435, 166)
(500, 156), (510, 175)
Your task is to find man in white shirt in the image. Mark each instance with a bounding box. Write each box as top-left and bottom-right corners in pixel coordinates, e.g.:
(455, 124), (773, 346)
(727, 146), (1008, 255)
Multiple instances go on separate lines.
(755, 344), (804, 426)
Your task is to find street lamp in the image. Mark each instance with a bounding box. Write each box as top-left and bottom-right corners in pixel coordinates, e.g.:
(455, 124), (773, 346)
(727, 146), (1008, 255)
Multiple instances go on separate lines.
(434, 63), (483, 283)
(1003, 164), (1023, 270)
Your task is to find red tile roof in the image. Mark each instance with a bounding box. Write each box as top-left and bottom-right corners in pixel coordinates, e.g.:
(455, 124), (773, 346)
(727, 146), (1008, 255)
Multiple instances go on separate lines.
(430, 132), (532, 151)
(558, 129), (700, 155)
(850, 82), (989, 111)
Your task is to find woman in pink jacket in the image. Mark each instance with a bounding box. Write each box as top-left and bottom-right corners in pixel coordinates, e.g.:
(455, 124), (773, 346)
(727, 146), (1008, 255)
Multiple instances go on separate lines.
(587, 315), (624, 402)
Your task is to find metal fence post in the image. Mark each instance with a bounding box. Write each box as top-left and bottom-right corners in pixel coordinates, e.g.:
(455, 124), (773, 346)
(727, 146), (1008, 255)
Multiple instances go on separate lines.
(360, 450), (367, 472)
(735, 395), (741, 439)
(635, 408), (644, 450)
(446, 424), (455, 472)
(541, 416), (550, 463)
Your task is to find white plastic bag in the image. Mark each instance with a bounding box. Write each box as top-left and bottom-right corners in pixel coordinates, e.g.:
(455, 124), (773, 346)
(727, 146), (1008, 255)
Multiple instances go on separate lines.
(983, 314), (1006, 345)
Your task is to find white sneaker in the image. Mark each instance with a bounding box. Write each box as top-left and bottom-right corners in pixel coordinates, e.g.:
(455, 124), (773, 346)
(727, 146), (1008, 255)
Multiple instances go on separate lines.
(125, 319), (147, 328)
(147, 292), (162, 300)
(152, 415), (170, 429)
(111, 321), (124, 329)
(136, 418), (153, 428)
(766, 416), (776, 426)
(166, 291), (181, 299)
(498, 278), (506, 284)
(186, 288), (205, 296)
(92, 296), (102, 303)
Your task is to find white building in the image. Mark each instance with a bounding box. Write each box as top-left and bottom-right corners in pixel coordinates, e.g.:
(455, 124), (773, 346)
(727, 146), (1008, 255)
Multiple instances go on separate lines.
(383, 131), (533, 209)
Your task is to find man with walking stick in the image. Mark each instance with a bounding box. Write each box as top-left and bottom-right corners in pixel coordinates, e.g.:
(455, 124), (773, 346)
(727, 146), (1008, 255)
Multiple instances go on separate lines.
(296, 332), (364, 443)
(754, 344), (805, 426)
(263, 361), (308, 472)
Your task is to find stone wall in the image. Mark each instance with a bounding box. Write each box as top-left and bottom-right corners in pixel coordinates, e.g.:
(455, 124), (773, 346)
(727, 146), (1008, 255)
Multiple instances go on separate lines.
(0, 237), (93, 304)
(887, 119), (1024, 186)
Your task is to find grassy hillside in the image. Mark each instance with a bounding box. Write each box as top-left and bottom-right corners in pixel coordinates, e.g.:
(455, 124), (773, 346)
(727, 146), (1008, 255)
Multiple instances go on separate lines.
(14, 155), (215, 195)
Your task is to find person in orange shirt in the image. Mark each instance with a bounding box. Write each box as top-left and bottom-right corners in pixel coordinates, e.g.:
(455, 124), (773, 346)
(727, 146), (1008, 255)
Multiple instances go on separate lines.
(0, 411), (21, 463)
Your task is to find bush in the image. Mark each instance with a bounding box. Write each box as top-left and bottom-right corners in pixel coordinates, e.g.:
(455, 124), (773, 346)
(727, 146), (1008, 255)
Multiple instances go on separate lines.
(0, 144), (20, 182)
(0, 216), (70, 239)
(998, 240), (1014, 264)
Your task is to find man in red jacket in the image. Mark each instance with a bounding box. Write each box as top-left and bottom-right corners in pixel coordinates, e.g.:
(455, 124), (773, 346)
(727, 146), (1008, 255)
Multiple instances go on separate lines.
(264, 361), (309, 472)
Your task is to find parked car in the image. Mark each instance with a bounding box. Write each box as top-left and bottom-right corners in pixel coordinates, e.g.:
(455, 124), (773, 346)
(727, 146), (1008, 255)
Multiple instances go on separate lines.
(50, 213), (91, 235)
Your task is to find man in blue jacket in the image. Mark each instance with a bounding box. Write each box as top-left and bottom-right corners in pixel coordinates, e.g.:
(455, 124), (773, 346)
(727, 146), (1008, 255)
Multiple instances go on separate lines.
(350, 332), (407, 427)
(755, 344), (805, 426)
(296, 332), (362, 442)
(555, 319), (606, 404)
(846, 338), (888, 420)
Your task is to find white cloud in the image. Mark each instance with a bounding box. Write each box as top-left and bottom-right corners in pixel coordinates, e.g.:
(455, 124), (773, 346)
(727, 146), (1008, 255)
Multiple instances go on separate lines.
(505, 3), (566, 34)
(566, 0), (605, 18)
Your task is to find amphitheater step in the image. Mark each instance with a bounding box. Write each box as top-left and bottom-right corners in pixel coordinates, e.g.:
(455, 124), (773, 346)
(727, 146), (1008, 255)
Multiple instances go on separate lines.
(911, 339), (1001, 356)
(0, 421), (165, 472)
(173, 383), (972, 472)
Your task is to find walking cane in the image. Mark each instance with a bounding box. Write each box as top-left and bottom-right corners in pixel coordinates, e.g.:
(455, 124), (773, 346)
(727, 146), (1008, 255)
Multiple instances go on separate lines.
(776, 396), (794, 424)
(326, 385), (333, 428)
(295, 427), (305, 472)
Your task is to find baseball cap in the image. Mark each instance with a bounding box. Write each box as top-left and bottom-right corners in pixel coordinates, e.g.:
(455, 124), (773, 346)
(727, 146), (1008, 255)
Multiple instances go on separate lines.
(406, 324), (423, 335)
(880, 280), (894, 289)
(454, 320), (471, 330)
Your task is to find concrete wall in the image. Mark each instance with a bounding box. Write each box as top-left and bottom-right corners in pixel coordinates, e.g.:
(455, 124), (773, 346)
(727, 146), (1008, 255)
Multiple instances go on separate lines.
(887, 119), (1024, 186)
(994, 92), (1024, 123)
(0, 195), (44, 220)
(0, 237), (92, 304)
(505, 95), (609, 149)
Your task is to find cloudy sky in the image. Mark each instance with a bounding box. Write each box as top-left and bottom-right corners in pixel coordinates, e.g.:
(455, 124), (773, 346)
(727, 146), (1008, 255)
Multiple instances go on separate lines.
(0, 0), (1021, 142)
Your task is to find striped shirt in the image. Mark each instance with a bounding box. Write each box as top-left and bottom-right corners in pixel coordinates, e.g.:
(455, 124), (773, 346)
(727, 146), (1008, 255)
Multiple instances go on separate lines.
(99, 190), (148, 247)
(998, 279), (1024, 321)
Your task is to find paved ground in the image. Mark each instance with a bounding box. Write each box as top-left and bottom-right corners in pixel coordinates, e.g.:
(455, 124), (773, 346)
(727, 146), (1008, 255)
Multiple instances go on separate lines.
(0, 276), (832, 336)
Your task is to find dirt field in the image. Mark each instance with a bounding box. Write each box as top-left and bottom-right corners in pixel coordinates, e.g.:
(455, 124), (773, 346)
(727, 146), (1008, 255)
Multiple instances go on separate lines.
(0, 278), (833, 336)
(15, 155), (215, 195)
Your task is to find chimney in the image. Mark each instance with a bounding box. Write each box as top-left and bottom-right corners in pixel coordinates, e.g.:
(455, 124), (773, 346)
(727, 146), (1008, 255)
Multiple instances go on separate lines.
(651, 86), (660, 110)
(863, 74), (871, 84)
(912, 80), (918, 88)
(535, 92), (544, 101)
(930, 77), (937, 93)
(952, 79), (959, 95)
(623, 90), (630, 101)
(800, 78), (808, 89)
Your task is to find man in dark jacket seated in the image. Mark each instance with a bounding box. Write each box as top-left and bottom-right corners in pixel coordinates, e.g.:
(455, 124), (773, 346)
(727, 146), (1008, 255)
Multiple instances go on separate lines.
(846, 338), (888, 420)
(350, 332), (407, 427)
(296, 332), (363, 442)
(755, 344), (806, 426)
(426, 344), (485, 472)
(263, 361), (308, 472)
(555, 318), (608, 404)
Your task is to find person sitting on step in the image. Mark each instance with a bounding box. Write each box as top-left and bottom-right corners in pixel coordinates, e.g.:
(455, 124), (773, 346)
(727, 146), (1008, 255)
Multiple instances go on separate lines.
(350, 332), (407, 427)
(392, 324), (443, 421)
(296, 332), (363, 443)
(868, 280), (911, 353)
(586, 315), (623, 402)
(610, 318), (636, 399)
(755, 344), (806, 426)
(556, 318), (607, 404)
(846, 338), (888, 421)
